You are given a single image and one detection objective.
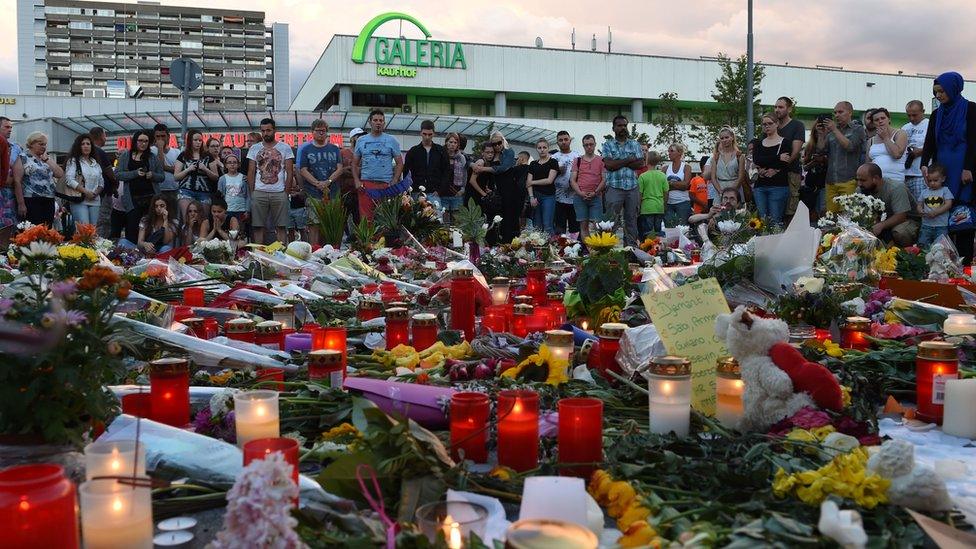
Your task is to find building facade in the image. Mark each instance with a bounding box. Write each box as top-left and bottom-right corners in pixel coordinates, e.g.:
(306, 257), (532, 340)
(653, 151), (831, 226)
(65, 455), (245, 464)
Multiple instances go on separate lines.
(16, 0), (289, 110)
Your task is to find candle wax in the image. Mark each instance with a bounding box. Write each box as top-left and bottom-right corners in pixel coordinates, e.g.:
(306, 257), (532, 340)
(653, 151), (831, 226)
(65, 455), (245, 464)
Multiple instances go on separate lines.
(83, 516), (153, 549)
(236, 418), (280, 448)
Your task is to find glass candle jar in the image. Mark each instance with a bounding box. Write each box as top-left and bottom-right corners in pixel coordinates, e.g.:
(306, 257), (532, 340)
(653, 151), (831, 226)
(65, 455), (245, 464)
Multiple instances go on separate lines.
(412, 313), (439, 352)
(597, 323), (627, 378)
(121, 392), (150, 418)
(505, 519), (598, 549)
(916, 341), (959, 424)
(234, 390), (280, 448)
(149, 358), (190, 427)
(255, 320), (284, 351)
(322, 326), (348, 376)
(450, 392), (489, 463)
(840, 316), (871, 351)
(308, 349), (344, 387)
(0, 464), (79, 549)
(84, 440), (145, 481)
(512, 304), (533, 338)
(243, 437), (299, 487)
(203, 317), (218, 339)
(224, 318), (256, 344)
(647, 356), (692, 437)
(525, 261), (547, 305)
(544, 330), (574, 370)
(525, 307), (550, 335)
(450, 268), (477, 342)
(557, 397), (603, 478)
(497, 390), (540, 472)
(490, 277), (511, 306)
(182, 287), (204, 307)
(181, 317), (205, 339)
(357, 299), (383, 321)
(482, 304), (509, 334)
(272, 304), (295, 331)
(385, 307), (410, 350)
(547, 291), (567, 326)
(944, 313), (976, 336)
(415, 501), (489, 548)
(79, 478), (153, 549)
(715, 357), (744, 429)
(284, 332), (312, 353)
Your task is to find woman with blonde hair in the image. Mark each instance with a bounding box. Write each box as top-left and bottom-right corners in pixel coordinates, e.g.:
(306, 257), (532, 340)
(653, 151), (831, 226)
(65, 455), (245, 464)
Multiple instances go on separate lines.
(709, 127), (745, 203)
(16, 131), (63, 225)
(472, 131), (519, 242)
(664, 142), (692, 223)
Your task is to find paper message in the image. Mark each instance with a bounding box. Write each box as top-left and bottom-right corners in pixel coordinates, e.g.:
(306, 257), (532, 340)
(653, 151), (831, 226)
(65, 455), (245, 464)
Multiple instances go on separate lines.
(641, 278), (730, 415)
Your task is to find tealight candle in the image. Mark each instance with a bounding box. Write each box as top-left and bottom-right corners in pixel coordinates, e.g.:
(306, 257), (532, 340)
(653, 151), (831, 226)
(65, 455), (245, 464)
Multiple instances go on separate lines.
(152, 531), (193, 548)
(942, 379), (976, 439)
(149, 358), (190, 427)
(915, 341), (959, 424)
(385, 307), (411, 350)
(944, 313), (976, 336)
(308, 349), (344, 387)
(490, 277), (511, 306)
(412, 313), (439, 352)
(557, 398), (603, 478)
(0, 464), (79, 549)
(450, 268), (477, 342)
(157, 516), (197, 532)
(79, 478), (154, 549)
(715, 357), (744, 429)
(840, 316), (871, 351)
(545, 330), (574, 370)
(233, 390), (280, 448)
(84, 440), (145, 481)
(647, 356), (692, 437)
(450, 392), (489, 463)
(497, 390), (539, 472)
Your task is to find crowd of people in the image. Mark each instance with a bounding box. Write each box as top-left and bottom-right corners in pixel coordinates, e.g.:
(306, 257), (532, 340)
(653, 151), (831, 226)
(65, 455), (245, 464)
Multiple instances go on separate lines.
(0, 71), (973, 260)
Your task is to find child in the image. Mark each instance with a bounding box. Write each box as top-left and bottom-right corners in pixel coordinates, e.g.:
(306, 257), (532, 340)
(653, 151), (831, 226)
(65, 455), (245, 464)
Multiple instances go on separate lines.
(637, 151), (669, 238)
(217, 155), (249, 236)
(917, 164), (953, 247)
(287, 190), (308, 243)
(689, 156), (710, 214)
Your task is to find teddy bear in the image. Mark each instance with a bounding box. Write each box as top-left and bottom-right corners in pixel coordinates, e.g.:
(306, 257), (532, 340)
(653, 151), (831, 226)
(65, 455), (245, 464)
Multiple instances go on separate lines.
(715, 306), (844, 431)
(866, 439), (952, 512)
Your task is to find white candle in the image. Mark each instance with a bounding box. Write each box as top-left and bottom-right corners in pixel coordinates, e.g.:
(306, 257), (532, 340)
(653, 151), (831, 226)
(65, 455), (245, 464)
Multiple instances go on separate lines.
(942, 379), (976, 439)
(80, 479), (154, 549)
(452, 229), (463, 248)
(716, 377), (744, 429)
(490, 278), (510, 306)
(647, 357), (692, 437)
(153, 530), (193, 548)
(944, 314), (976, 336)
(84, 440), (145, 481)
(234, 390), (280, 448)
(544, 330), (574, 369)
(157, 516), (198, 532)
(444, 516), (463, 549)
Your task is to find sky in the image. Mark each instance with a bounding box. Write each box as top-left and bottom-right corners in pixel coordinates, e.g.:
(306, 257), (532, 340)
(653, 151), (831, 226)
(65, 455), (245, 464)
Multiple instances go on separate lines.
(2, 0), (973, 103)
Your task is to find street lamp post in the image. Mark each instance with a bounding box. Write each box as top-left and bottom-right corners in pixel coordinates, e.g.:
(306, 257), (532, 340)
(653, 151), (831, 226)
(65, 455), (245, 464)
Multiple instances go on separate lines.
(745, 0), (755, 141)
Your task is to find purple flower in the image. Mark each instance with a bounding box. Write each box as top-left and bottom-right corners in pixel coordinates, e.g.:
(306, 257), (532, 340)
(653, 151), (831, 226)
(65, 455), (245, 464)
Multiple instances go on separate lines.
(789, 407), (832, 429)
(832, 416), (870, 438)
(49, 280), (77, 299)
(41, 309), (87, 328)
(0, 298), (13, 317)
(66, 310), (87, 326)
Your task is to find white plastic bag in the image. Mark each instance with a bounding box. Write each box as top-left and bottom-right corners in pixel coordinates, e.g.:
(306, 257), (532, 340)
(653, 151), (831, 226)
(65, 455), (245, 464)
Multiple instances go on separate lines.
(754, 202), (822, 292)
(616, 324), (667, 378)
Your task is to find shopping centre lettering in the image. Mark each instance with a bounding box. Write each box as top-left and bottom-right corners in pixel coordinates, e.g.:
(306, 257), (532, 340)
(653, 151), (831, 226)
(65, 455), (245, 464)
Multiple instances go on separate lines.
(351, 12), (466, 78)
(115, 132), (343, 151)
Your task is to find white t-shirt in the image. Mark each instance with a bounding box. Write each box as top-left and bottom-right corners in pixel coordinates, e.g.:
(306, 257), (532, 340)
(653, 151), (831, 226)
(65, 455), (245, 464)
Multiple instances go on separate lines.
(246, 141), (294, 193)
(551, 150), (581, 204)
(150, 146), (181, 191)
(901, 118), (929, 177)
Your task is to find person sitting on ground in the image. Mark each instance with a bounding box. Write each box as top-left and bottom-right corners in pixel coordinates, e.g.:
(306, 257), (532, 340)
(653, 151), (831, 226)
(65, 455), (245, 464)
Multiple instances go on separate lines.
(181, 200), (205, 247)
(134, 194), (176, 255)
(200, 196), (241, 242)
(689, 187), (743, 240)
(856, 162), (918, 246)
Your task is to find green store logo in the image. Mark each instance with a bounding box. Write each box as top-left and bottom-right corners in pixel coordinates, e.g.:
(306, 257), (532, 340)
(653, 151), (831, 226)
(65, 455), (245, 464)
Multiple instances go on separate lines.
(351, 12), (467, 78)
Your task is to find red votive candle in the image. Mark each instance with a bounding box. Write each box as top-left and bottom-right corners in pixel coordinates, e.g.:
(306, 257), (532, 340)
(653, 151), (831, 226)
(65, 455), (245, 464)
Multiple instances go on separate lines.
(183, 287), (205, 307)
(412, 313), (438, 352)
(916, 341), (959, 424)
(497, 390), (539, 472)
(547, 291), (567, 326)
(512, 304), (533, 338)
(449, 392), (489, 463)
(308, 350), (344, 387)
(203, 317), (219, 339)
(385, 307), (410, 350)
(558, 398), (603, 478)
(255, 321), (284, 350)
(225, 318), (256, 344)
(597, 323), (627, 378)
(840, 316), (871, 351)
(302, 322), (321, 334)
(257, 367), (285, 391)
(814, 328), (831, 342)
(357, 299), (383, 322)
(527, 307), (551, 334)
(450, 268), (477, 341)
(121, 392), (151, 418)
(182, 317), (205, 338)
(525, 261), (547, 305)
(149, 357), (190, 427)
(482, 304), (509, 333)
(243, 437), (299, 487)
(322, 326), (348, 377)
(0, 464), (79, 549)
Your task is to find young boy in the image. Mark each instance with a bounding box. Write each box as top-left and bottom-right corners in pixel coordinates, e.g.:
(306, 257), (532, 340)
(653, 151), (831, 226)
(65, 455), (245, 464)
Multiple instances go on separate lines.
(689, 156), (710, 214)
(637, 151), (669, 238)
(917, 163), (953, 247)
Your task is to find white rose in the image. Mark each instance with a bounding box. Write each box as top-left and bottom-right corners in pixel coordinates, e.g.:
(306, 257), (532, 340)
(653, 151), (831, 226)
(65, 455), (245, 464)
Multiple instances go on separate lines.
(418, 186), (426, 192)
(493, 215), (503, 224)
(819, 432), (861, 460)
(795, 276), (825, 294)
(482, 223), (489, 231)
(818, 500), (867, 549)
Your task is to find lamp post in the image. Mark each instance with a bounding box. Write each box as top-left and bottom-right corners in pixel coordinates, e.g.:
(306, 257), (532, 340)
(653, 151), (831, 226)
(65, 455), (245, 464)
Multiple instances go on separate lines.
(745, 0), (755, 141)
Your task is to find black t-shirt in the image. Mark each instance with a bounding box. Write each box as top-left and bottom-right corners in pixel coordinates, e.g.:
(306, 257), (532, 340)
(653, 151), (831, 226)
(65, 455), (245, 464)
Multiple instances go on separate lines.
(177, 152), (213, 194)
(127, 153), (154, 198)
(777, 119), (806, 173)
(751, 138), (790, 187)
(528, 158), (559, 196)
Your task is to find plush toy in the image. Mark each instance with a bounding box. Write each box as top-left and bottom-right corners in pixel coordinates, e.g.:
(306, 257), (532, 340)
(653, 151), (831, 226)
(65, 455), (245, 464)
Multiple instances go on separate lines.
(867, 439), (952, 512)
(715, 306), (844, 431)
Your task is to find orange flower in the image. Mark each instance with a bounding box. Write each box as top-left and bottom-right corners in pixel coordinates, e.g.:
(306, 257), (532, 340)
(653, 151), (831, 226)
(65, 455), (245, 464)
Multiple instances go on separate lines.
(77, 266), (120, 291)
(116, 280), (132, 300)
(70, 223), (98, 245)
(12, 225), (63, 247)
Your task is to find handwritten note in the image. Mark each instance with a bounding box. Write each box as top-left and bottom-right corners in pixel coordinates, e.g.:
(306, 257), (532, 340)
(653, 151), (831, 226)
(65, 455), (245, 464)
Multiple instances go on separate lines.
(641, 278), (730, 415)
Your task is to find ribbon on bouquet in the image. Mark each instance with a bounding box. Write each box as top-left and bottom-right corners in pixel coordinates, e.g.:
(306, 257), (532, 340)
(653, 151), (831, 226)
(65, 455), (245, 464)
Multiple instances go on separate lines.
(356, 463), (397, 548)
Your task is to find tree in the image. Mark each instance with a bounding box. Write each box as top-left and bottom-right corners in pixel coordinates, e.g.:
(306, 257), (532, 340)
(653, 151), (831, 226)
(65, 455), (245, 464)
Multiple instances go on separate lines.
(652, 92), (689, 155)
(689, 53), (765, 157)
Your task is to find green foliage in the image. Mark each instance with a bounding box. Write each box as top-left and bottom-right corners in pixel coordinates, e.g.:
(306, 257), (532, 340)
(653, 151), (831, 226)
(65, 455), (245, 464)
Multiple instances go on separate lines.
(455, 199), (488, 245)
(573, 250), (631, 321)
(770, 286), (846, 329)
(652, 92), (690, 154)
(373, 195), (444, 244)
(308, 196), (347, 248)
(348, 215), (378, 254)
(895, 248), (929, 280)
(689, 53), (766, 156)
(470, 121), (495, 158)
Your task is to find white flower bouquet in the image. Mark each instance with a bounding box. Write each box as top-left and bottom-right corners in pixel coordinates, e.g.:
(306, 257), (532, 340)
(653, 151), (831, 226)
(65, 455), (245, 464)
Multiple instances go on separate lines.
(195, 238), (234, 264)
(819, 193), (887, 230)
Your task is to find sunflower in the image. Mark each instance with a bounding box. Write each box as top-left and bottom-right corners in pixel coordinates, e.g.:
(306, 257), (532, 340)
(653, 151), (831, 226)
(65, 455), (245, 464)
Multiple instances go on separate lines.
(748, 217), (764, 231)
(583, 231), (619, 252)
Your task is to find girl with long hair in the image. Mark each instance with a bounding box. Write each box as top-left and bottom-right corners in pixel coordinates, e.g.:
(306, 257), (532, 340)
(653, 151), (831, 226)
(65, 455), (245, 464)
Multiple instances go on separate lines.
(175, 129), (219, 219)
(63, 133), (104, 228)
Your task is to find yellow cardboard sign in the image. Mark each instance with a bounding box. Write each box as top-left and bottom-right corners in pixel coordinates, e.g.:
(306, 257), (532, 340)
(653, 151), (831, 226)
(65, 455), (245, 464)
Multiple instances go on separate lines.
(641, 278), (730, 415)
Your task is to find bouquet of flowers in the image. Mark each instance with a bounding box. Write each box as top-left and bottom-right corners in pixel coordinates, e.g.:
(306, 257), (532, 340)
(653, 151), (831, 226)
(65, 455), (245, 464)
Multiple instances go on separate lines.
(819, 223), (880, 281)
(770, 277), (845, 329)
(819, 193), (886, 231)
(195, 239), (234, 264)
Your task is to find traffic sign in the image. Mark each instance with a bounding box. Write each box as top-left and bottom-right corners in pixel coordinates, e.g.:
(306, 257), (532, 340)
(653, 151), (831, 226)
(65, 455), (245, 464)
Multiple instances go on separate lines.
(169, 58), (202, 93)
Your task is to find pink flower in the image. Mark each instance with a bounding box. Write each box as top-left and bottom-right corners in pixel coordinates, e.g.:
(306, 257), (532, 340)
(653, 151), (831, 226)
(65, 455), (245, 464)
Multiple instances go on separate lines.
(858, 434), (882, 446)
(49, 280), (77, 299)
(212, 451), (302, 548)
(871, 322), (925, 340)
(832, 416), (870, 438)
(789, 407), (832, 429)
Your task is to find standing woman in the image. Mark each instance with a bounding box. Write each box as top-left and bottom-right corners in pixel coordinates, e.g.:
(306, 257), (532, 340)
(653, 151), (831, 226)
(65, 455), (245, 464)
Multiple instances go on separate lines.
(751, 113), (791, 225)
(207, 138), (226, 177)
(15, 132), (63, 226)
(664, 143), (692, 224)
(922, 71), (976, 262)
(442, 132), (467, 223)
(115, 130), (163, 244)
(866, 108), (908, 183)
(472, 131), (517, 243)
(709, 128), (745, 203)
(466, 146), (495, 210)
(63, 134), (104, 229)
(175, 129), (219, 219)
(526, 139), (559, 235)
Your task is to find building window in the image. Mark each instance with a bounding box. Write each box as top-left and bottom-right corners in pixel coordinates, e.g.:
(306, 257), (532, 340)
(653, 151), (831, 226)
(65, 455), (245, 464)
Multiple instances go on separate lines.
(352, 92), (408, 109)
(417, 96), (451, 115)
(68, 21), (92, 30)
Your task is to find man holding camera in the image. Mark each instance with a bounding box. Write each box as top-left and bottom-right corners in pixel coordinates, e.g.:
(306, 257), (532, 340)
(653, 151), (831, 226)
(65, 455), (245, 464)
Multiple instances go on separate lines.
(902, 100), (929, 202)
(816, 101), (867, 213)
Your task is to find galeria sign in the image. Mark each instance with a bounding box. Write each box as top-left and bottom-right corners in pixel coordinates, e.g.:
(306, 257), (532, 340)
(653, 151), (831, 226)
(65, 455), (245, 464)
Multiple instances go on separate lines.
(351, 12), (466, 78)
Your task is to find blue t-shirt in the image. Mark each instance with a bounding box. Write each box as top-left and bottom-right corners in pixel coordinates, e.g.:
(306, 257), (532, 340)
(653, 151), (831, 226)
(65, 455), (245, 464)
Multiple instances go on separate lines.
(297, 142), (340, 199)
(354, 133), (401, 183)
(920, 186), (954, 228)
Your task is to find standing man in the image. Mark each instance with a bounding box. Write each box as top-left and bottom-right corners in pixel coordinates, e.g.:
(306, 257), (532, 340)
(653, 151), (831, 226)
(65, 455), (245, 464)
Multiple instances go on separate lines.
(0, 117), (22, 245)
(902, 100), (930, 201)
(297, 119), (342, 245)
(601, 115), (644, 246)
(353, 110), (403, 221)
(862, 108), (879, 161)
(151, 123), (181, 218)
(551, 130), (580, 235)
(340, 128), (365, 227)
(817, 101), (867, 213)
(246, 118), (295, 244)
(402, 120), (450, 208)
(89, 127), (117, 237)
(774, 97), (806, 218)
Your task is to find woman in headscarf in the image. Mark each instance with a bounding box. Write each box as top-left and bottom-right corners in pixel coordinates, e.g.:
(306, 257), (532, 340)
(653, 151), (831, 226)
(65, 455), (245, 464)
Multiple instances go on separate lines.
(921, 71), (976, 261)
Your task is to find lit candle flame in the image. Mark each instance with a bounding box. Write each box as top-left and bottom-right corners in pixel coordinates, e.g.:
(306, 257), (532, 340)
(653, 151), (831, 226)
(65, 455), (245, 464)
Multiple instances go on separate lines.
(256, 405), (266, 417)
(512, 400), (523, 414)
(443, 515), (462, 549)
(112, 497), (123, 513)
(661, 381), (673, 395)
(733, 380), (744, 390)
(580, 320), (589, 331)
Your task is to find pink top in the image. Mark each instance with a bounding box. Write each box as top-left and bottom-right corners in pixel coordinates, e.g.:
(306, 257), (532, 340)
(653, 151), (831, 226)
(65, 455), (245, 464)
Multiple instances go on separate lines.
(575, 155), (604, 194)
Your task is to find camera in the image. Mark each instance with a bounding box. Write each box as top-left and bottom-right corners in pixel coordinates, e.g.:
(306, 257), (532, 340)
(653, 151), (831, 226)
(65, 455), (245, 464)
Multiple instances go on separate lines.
(905, 146), (915, 169)
(815, 113), (832, 127)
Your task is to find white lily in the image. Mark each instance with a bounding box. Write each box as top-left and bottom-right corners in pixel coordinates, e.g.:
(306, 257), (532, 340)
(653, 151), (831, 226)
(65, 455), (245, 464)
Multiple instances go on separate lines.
(717, 220), (741, 235)
(818, 500), (867, 549)
(819, 432), (861, 460)
(493, 215), (503, 224)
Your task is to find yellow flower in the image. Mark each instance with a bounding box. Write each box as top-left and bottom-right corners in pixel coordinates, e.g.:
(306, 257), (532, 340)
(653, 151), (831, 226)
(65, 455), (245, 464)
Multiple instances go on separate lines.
(395, 353), (421, 370)
(584, 231), (619, 251)
(748, 217), (764, 231)
(773, 447), (889, 507)
(840, 385), (852, 408)
(873, 247), (898, 273)
(588, 470), (613, 504)
(616, 502), (651, 531)
(606, 481), (637, 517)
(822, 339), (844, 358)
(618, 521), (659, 549)
(501, 344), (569, 386)
(811, 425), (837, 441)
(209, 370), (235, 385)
(321, 422), (361, 442)
(418, 351), (445, 369)
(57, 244), (99, 264)
(489, 466), (514, 481)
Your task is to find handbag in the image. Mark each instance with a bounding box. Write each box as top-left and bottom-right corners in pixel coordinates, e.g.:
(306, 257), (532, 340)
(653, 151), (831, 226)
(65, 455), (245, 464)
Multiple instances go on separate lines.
(55, 162), (85, 203)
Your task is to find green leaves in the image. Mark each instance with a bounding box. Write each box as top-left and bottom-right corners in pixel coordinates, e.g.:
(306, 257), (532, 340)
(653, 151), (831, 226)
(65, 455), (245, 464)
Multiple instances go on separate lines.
(455, 199), (488, 245)
(308, 196), (347, 248)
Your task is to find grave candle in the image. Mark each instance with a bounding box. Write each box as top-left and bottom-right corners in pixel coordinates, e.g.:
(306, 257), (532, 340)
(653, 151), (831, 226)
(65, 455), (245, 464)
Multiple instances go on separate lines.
(357, 299), (383, 321)
(557, 397), (603, 478)
(385, 307), (410, 350)
(234, 390), (280, 448)
(284, 332), (312, 353)
(715, 357), (744, 429)
(497, 390), (539, 472)
(482, 304), (509, 333)
(511, 304), (533, 338)
(322, 326), (348, 376)
(412, 313), (439, 352)
(596, 323), (627, 377)
(79, 478), (153, 549)
(545, 330), (574, 370)
(203, 317), (218, 339)
(942, 379), (976, 439)
(308, 349), (344, 387)
(647, 356), (692, 437)
(243, 437), (299, 486)
(121, 392), (150, 418)
(0, 464), (79, 549)
(254, 320), (284, 351)
(916, 341), (959, 424)
(840, 316), (871, 351)
(525, 261), (547, 305)
(547, 291), (567, 326)
(450, 268), (476, 341)
(182, 287), (204, 307)
(181, 317), (205, 339)
(449, 392), (489, 463)
(224, 318), (256, 344)
(944, 313), (976, 336)
(149, 358), (190, 427)
(84, 440), (145, 481)
(490, 277), (511, 306)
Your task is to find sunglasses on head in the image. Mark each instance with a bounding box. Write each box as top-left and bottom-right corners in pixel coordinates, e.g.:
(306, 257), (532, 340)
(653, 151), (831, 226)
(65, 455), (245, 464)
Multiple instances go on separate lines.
(489, 141), (501, 146)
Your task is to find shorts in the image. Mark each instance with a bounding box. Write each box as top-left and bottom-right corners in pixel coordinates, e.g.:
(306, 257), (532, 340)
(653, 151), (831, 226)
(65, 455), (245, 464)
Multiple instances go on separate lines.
(179, 189), (212, 204)
(572, 194), (603, 220)
(288, 207), (308, 229)
(250, 190), (288, 228)
(440, 195), (463, 211)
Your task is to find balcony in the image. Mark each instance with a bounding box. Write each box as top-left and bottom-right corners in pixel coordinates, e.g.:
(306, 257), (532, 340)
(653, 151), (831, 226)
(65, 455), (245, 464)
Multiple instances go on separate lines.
(47, 27), (69, 37)
(46, 69), (70, 78)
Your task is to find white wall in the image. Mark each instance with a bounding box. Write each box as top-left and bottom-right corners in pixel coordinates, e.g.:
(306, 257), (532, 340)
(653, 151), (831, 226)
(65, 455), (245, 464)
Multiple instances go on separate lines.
(0, 94), (198, 121)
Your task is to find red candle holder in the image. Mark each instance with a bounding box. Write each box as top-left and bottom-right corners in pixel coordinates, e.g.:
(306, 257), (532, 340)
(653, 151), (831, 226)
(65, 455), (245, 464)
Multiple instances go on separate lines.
(256, 368), (285, 391)
(412, 314), (438, 352)
(597, 323), (627, 378)
(450, 268), (477, 342)
(497, 390), (539, 472)
(225, 318), (256, 344)
(840, 317), (871, 351)
(385, 308), (410, 350)
(0, 464), (79, 549)
(357, 299), (383, 322)
(149, 358), (190, 427)
(121, 392), (151, 418)
(182, 287), (205, 307)
(302, 322), (321, 334)
(243, 437), (299, 491)
(182, 317), (206, 339)
(547, 292), (567, 326)
(512, 304), (533, 338)
(558, 397), (603, 478)
(449, 392), (489, 463)
(916, 341), (959, 424)
(525, 261), (547, 305)
(203, 317), (219, 339)
(814, 328), (831, 342)
(482, 304), (509, 333)
(309, 350), (344, 387)
(362, 282), (379, 295)
(526, 309), (550, 335)
(255, 321), (284, 350)
(332, 290), (350, 302)
(322, 326), (348, 377)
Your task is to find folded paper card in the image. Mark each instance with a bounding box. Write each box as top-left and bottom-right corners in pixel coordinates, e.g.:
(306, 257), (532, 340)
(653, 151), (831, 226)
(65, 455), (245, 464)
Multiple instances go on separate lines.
(342, 377), (456, 429)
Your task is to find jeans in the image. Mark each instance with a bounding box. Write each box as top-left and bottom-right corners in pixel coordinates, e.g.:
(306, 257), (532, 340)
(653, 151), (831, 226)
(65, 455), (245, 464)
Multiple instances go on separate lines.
(918, 224), (948, 247)
(553, 201), (579, 234)
(638, 214), (664, 239)
(69, 202), (100, 226)
(665, 201), (692, 226)
(439, 195), (463, 211)
(572, 195), (603, 221)
(604, 186), (640, 246)
(532, 194), (556, 235)
(753, 186), (790, 227)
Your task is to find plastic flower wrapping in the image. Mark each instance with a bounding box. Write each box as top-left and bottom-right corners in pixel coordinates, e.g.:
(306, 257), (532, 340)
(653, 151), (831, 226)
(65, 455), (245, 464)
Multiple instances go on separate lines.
(818, 193), (887, 231)
(819, 222), (880, 280)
